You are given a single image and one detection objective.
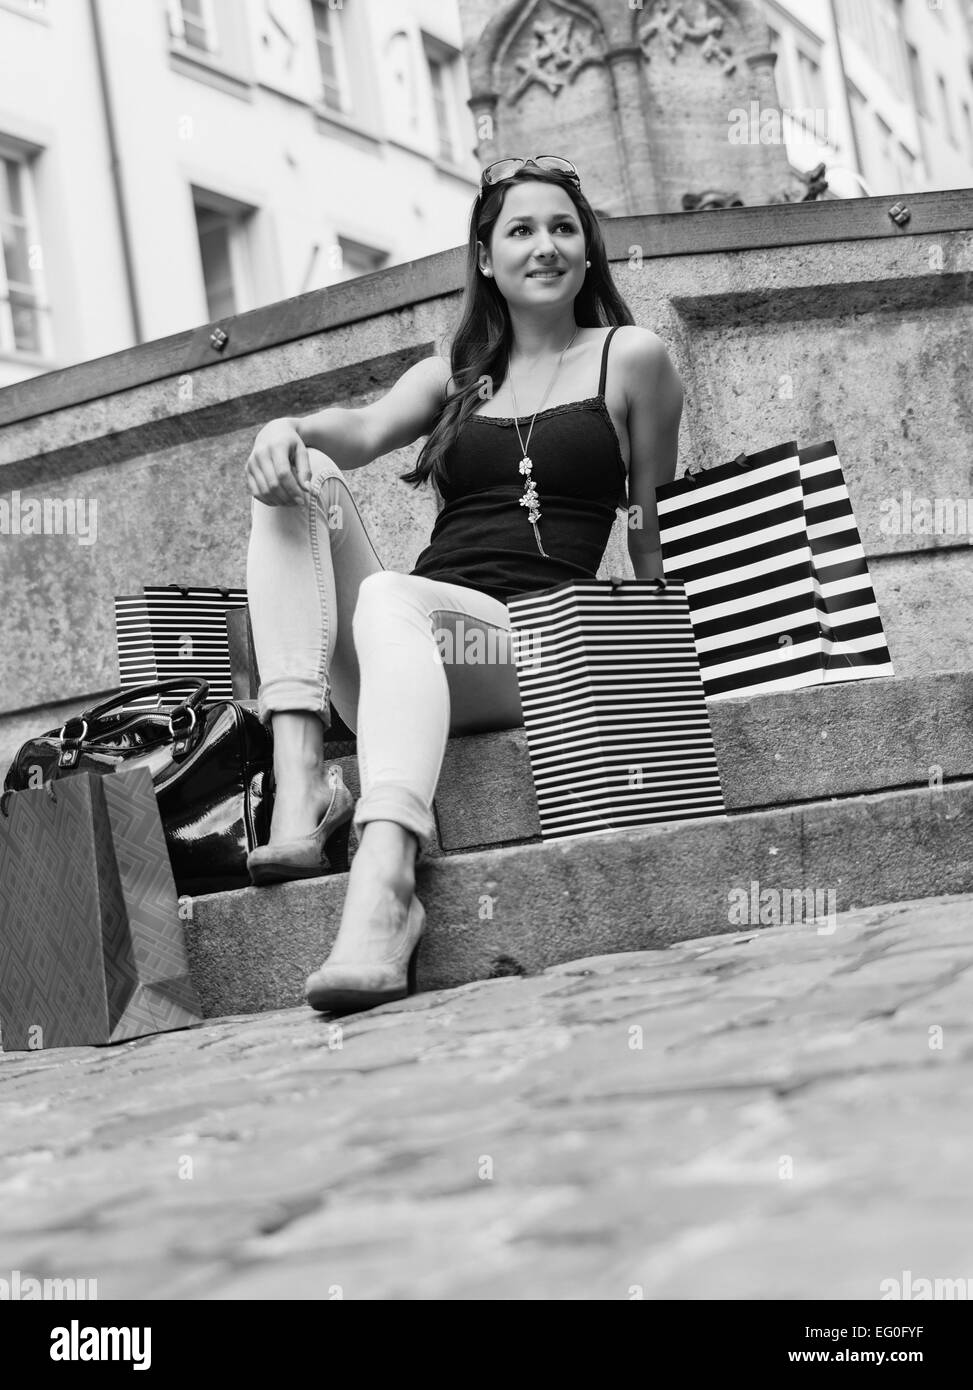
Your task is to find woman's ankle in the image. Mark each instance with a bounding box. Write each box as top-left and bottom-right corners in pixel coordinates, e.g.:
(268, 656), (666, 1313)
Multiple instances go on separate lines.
(269, 765), (337, 840)
(351, 822), (418, 897)
(273, 759), (333, 790)
(270, 710), (330, 774)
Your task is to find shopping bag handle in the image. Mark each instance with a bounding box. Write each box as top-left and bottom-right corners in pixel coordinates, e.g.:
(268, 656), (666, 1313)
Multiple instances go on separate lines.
(683, 450), (751, 486)
(1, 779), (58, 818)
(610, 575), (666, 593)
(158, 582), (240, 599)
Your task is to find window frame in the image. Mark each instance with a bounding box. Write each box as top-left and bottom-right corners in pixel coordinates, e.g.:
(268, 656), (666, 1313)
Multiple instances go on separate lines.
(906, 42), (927, 118)
(936, 72), (957, 146)
(794, 45), (826, 113)
(167, 0), (219, 55)
(311, 0), (353, 116)
(334, 233), (389, 282)
(0, 146), (53, 361)
(421, 32), (464, 169)
(962, 100), (973, 164)
(192, 188), (255, 323)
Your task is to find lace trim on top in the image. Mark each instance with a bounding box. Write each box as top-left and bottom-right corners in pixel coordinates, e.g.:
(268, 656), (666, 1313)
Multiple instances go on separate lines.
(469, 394), (601, 425)
(466, 395), (628, 490)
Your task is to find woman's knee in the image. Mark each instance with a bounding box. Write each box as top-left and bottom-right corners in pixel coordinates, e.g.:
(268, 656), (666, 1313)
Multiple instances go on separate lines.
(306, 450), (358, 532)
(306, 448), (343, 481)
(354, 568), (414, 610)
(352, 570), (427, 637)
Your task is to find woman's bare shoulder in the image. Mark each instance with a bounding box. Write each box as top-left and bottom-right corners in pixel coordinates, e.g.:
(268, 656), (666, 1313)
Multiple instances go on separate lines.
(612, 326), (683, 400)
(612, 324), (670, 361)
(437, 355), (460, 404)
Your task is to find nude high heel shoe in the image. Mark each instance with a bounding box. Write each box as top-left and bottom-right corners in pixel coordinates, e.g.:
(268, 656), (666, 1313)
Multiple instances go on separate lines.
(304, 894), (426, 1015)
(247, 765), (354, 886)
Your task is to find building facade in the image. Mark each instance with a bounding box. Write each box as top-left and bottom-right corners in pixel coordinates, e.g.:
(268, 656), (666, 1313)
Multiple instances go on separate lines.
(764, 0), (973, 198)
(1, 0), (972, 386)
(0, 0), (479, 387)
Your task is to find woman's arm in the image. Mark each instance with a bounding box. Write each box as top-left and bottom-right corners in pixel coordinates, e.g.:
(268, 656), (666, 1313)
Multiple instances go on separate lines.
(248, 355), (450, 505)
(297, 355), (451, 470)
(620, 328), (684, 581)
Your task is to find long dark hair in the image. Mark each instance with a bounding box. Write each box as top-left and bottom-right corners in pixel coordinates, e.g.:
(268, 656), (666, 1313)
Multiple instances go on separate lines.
(400, 170), (635, 493)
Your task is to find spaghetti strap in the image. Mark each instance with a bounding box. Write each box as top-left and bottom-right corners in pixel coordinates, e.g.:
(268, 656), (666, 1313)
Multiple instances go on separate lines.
(597, 326), (619, 398)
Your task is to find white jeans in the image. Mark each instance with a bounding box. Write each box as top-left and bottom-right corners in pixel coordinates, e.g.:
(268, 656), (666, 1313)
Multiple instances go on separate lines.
(246, 451), (524, 856)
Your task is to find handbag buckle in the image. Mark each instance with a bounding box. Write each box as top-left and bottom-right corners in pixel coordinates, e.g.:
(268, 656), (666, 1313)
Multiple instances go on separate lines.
(58, 716), (89, 768)
(167, 704), (199, 759)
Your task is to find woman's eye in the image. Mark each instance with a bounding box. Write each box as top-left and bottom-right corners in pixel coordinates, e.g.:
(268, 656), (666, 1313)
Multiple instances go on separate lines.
(511, 222), (576, 234)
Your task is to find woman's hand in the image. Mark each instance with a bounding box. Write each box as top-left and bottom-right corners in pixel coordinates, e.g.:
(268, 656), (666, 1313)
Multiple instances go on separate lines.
(246, 417), (311, 506)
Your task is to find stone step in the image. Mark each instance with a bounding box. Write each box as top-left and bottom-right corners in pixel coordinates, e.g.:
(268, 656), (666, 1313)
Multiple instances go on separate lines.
(185, 777), (973, 1018)
(321, 671), (973, 857)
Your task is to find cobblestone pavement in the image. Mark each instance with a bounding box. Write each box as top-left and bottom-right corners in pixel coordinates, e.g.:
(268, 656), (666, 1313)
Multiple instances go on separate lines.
(1, 894), (972, 1301)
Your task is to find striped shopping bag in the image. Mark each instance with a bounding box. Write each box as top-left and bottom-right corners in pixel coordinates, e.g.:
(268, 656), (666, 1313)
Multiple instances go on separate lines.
(656, 439), (894, 700)
(506, 577), (726, 839)
(114, 584), (248, 708)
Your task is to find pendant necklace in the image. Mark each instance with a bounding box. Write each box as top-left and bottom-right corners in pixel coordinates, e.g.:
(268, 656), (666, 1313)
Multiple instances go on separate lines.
(509, 325), (580, 558)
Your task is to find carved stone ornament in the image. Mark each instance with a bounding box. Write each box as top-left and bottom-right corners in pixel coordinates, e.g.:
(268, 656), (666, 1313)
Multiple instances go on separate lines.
(638, 0), (736, 76)
(508, 7), (604, 102)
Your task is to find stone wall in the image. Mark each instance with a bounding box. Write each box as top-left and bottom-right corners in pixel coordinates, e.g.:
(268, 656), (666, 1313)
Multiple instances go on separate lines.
(0, 192), (971, 777)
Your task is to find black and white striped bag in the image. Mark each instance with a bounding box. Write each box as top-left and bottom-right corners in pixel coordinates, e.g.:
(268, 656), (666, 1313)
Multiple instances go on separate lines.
(114, 584), (248, 708)
(656, 440), (894, 700)
(506, 577), (726, 839)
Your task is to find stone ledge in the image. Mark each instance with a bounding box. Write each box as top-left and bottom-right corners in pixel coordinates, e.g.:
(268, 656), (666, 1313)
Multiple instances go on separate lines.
(4, 671), (970, 861)
(3, 188), (969, 428)
(185, 776), (973, 1017)
(427, 670), (973, 853)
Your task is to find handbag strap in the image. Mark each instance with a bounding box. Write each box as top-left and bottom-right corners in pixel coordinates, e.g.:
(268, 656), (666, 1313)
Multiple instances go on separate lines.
(58, 678), (210, 768)
(76, 678), (210, 723)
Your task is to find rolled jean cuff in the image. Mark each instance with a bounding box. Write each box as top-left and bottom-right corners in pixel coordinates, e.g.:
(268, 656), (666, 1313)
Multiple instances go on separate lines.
(353, 784), (436, 860)
(256, 679), (331, 729)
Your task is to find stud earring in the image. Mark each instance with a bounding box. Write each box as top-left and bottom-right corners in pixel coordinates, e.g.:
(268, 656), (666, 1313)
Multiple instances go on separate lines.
(585, 260), (591, 267)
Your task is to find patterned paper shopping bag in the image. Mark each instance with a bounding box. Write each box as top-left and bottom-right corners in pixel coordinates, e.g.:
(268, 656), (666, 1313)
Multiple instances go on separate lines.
(506, 577), (726, 839)
(656, 439), (894, 700)
(0, 767), (202, 1050)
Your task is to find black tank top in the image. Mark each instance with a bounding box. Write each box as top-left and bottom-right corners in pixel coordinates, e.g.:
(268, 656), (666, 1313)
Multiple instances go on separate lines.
(409, 326), (627, 604)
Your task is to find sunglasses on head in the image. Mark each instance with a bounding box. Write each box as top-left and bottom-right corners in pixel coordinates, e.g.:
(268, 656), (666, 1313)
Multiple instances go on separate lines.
(479, 156), (581, 192)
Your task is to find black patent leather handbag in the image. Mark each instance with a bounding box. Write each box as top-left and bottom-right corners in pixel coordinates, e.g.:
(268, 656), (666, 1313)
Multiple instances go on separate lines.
(2, 678), (274, 897)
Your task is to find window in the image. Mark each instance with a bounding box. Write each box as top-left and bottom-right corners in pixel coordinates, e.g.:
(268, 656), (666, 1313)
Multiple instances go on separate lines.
(193, 194), (253, 321)
(0, 151), (48, 356)
(875, 113), (894, 175)
(795, 48), (826, 112)
(906, 43), (926, 117)
(167, 0), (217, 54)
(422, 36), (463, 166)
(963, 101), (973, 163)
(937, 74), (956, 145)
(312, 0), (351, 114)
(385, 30), (420, 130)
(897, 142), (917, 189)
(837, 0), (907, 90)
(427, 55), (454, 162)
(875, 0), (908, 92)
(334, 235), (387, 282)
(766, 25), (792, 110)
